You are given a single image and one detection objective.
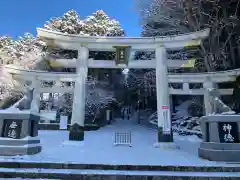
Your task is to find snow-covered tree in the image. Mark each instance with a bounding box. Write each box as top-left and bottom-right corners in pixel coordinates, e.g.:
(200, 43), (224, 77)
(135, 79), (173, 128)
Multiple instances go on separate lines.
(83, 10), (124, 36)
(55, 75), (119, 124)
(44, 10), (85, 35)
(0, 33), (47, 70)
(183, 0), (240, 71)
(135, 0), (200, 65)
(0, 33), (48, 108)
(138, 0), (240, 72)
(43, 10), (125, 120)
(0, 9), (126, 121)
(138, 0), (189, 36)
(45, 10), (125, 60)
(85, 83), (118, 123)
(0, 36), (13, 49)
(45, 10), (124, 36)
(0, 66), (16, 100)
(0, 36), (14, 64)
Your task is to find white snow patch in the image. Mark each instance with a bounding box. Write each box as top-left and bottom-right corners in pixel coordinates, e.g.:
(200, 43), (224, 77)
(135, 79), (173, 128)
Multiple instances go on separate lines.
(0, 120), (237, 167)
(175, 134), (201, 155)
(61, 140), (84, 147)
(221, 111), (236, 115)
(0, 136), (40, 141)
(0, 109), (30, 114)
(0, 143), (41, 148)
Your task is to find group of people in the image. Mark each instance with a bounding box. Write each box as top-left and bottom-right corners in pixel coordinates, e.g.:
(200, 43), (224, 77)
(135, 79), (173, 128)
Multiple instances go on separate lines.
(120, 106), (132, 120)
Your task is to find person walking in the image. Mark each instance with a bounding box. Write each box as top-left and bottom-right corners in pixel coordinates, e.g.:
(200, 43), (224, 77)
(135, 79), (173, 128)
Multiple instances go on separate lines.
(127, 106), (131, 120)
(121, 106), (131, 120)
(121, 107), (125, 120)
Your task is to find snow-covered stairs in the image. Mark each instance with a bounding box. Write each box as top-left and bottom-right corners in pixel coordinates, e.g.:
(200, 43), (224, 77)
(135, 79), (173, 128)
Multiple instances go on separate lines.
(0, 161), (239, 179)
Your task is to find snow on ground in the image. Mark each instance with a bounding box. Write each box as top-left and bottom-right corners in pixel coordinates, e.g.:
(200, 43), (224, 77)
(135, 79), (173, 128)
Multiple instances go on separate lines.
(0, 119), (235, 167)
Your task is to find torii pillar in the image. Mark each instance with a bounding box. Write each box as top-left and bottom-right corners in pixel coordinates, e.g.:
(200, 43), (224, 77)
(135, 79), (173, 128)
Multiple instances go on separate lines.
(155, 44), (175, 148)
(69, 45), (89, 141)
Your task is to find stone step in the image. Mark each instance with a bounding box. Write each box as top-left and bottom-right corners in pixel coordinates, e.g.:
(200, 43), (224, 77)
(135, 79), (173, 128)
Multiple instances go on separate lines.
(0, 161), (239, 172)
(0, 161), (239, 179)
(0, 168), (240, 180)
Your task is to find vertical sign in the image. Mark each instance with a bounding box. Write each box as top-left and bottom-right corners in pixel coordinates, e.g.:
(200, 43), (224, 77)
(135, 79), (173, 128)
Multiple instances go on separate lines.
(114, 46), (131, 65)
(162, 105), (171, 134)
(218, 122), (239, 143)
(3, 120), (22, 139)
(60, 116), (68, 130)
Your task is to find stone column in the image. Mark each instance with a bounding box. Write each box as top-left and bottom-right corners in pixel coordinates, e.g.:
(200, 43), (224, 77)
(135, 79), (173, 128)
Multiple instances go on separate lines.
(30, 78), (41, 115)
(169, 95), (173, 114)
(69, 45), (89, 141)
(203, 77), (215, 115)
(155, 45), (173, 145)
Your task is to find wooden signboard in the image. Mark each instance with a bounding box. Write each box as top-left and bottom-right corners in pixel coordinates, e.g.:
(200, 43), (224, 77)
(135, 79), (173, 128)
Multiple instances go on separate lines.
(114, 46), (131, 65)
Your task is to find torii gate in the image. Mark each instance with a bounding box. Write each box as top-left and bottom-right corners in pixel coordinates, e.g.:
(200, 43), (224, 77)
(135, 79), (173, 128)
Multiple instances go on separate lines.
(37, 28), (210, 146)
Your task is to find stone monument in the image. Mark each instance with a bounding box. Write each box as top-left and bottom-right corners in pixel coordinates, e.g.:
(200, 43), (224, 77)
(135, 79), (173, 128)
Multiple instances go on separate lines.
(199, 115), (240, 162)
(0, 89), (41, 156)
(199, 88), (240, 162)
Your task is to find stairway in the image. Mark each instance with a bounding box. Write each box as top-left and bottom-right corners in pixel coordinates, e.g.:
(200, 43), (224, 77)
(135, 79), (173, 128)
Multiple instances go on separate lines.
(0, 161), (239, 179)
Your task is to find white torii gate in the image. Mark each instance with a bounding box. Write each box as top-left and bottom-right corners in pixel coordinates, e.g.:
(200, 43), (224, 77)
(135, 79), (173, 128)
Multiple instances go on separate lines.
(35, 28), (210, 145)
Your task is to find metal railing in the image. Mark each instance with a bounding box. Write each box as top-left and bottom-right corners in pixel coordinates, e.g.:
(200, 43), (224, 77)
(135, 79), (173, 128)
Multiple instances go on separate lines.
(114, 132), (132, 147)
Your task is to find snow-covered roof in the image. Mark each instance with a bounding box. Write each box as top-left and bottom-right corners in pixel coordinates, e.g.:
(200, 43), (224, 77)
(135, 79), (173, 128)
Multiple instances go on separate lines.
(37, 28), (210, 51)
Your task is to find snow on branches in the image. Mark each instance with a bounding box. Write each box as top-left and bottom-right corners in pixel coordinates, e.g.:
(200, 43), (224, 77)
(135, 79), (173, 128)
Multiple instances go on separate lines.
(0, 9), (125, 113)
(137, 0), (189, 36)
(0, 36), (13, 49)
(0, 33), (46, 69)
(139, 0), (240, 71)
(135, 0), (202, 71)
(44, 10), (85, 35)
(44, 10), (125, 36)
(183, 0), (240, 71)
(56, 76), (118, 120)
(84, 10), (125, 36)
(0, 66), (19, 100)
(0, 9), (125, 69)
(85, 76), (118, 119)
(45, 10), (124, 60)
(0, 35), (45, 101)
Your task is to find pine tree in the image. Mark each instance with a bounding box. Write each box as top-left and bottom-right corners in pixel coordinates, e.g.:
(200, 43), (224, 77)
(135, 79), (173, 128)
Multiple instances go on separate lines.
(0, 10), (125, 122)
(140, 0), (189, 36)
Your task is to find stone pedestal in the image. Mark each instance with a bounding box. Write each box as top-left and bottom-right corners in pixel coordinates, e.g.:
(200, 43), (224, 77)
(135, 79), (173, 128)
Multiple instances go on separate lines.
(69, 123), (84, 141)
(0, 112), (41, 156)
(199, 115), (240, 162)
